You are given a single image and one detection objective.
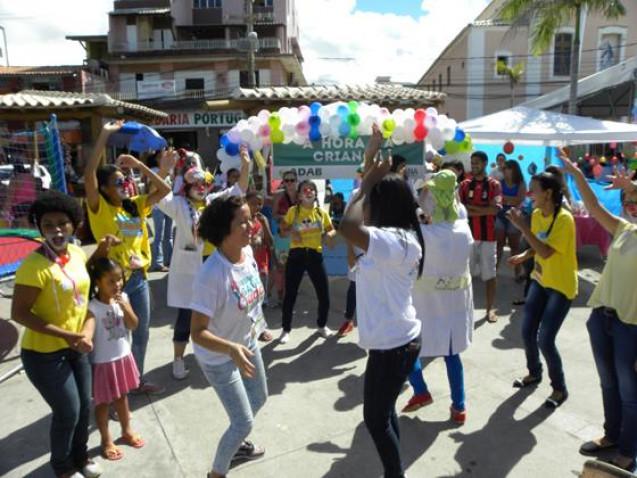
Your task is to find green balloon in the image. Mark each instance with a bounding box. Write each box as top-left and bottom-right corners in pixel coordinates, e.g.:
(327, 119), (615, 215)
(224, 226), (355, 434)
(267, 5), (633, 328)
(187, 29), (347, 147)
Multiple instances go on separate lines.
(459, 139), (472, 153)
(348, 100), (359, 112)
(347, 113), (361, 127)
(268, 113), (281, 129)
(349, 128), (359, 140)
(382, 118), (396, 133)
(445, 141), (460, 154)
(270, 129), (284, 144)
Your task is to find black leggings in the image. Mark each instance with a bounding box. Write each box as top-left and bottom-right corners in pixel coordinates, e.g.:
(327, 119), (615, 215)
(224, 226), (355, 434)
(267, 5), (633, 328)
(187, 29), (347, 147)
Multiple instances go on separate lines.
(282, 248), (330, 332)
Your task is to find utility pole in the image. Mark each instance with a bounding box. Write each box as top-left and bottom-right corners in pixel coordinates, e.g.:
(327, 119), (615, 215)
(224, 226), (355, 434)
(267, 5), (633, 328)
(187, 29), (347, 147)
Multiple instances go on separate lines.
(246, 0), (257, 88)
(0, 26), (9, 66)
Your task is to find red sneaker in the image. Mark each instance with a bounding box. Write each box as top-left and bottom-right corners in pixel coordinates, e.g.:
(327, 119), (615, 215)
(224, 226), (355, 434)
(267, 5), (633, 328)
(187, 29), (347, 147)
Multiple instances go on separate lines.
(402, 392), (433, 412)
(337, 320), (355, 337)
(450, 406), (467, 424)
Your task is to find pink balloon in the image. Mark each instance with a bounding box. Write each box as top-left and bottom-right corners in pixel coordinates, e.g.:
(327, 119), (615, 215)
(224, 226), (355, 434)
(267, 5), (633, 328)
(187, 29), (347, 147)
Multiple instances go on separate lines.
(295, 121), (310, 136)
(258, 124), (271, 138)
(298, 105), (311, 120)
(227, 129), (241, 143)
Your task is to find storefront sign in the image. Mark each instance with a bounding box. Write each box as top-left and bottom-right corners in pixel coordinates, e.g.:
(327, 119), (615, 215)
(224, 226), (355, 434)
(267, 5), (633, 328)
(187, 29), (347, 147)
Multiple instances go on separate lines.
(137, 80), (176, 100)
(272, 137), (425, 179)
(153, 111), (245, 129)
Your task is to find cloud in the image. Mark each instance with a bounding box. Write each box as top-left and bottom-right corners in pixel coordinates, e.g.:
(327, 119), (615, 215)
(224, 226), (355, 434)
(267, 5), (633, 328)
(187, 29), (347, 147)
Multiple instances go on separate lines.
(296, 0), (491, 84)
(1, 0), (490, 86)
(0, 0), (111, 66)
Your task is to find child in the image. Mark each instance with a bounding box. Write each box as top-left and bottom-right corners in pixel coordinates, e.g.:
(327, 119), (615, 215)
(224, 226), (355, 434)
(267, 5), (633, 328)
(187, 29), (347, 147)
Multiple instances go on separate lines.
(247, 191), (274, 342)
(87, 258), (145, 461)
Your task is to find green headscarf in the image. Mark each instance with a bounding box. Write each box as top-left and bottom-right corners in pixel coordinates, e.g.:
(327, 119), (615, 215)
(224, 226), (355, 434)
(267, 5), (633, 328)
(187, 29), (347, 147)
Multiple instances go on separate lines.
(425, 169), (459, 224)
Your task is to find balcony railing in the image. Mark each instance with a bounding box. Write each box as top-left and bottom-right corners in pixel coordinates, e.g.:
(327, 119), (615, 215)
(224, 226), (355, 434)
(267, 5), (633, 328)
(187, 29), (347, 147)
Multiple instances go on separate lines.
(114, 0), (170, 9)
(110, 37), (282, 53)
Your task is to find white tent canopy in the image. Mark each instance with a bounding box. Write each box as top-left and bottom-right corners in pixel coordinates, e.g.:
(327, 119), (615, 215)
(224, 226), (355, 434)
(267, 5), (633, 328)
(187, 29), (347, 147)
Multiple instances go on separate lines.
(459, 106), (637, 146)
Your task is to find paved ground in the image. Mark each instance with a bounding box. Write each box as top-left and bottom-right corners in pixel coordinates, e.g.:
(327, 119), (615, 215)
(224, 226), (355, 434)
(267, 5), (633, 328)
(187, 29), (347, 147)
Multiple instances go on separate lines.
(0, 246), (626, 477)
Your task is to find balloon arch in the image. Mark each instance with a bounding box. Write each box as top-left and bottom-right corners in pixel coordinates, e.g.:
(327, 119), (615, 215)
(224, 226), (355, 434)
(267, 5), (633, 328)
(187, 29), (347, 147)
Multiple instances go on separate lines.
(216, 101), (472, 173)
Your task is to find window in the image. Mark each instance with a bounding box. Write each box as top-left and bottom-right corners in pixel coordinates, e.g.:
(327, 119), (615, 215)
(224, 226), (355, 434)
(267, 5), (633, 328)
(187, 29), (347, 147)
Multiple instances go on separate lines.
(255, 0), (273, 6)
(240, 70), (260, 87)
(495, 55), (509, 75)
(194, 0), (221, 8)
(438, 73), (442, 91)
(185, 78), (204, 90)
(135, 73), (144, 81)
(447, 66), (451, 86)
(553, 32), (572, 76)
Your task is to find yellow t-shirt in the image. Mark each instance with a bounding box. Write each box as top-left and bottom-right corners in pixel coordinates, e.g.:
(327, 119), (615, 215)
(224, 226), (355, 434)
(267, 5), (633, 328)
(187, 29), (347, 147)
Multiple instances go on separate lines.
(530, 208), (578, 300)
(588, 219), (637, 325)
(88, 194), (152, 277)
(283, 205), (333, 253)
(15, 244), (90, 353)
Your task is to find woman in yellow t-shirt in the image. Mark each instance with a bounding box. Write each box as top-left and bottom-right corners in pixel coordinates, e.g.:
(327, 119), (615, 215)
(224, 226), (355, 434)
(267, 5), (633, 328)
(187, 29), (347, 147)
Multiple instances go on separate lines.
(84, 121), (173, 394)
(507, 170), (577, 409)
(560, 151), (637, 473)
(278, 179), (336, 343)
(11, 191), (114, 478)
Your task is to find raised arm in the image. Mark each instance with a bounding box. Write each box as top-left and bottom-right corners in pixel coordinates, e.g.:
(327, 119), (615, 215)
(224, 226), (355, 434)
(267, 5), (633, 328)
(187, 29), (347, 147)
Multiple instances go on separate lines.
(363, 124), (383, 175)
(339, 151), (392, 252)
(559, 148), (620, 236)
(238, 145), (251, 193)
(117, 153), (172, 207)
(84, 121), (124, 213)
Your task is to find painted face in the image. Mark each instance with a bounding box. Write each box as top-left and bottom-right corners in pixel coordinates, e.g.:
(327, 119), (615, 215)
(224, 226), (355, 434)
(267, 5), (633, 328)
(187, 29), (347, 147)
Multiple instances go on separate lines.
(39, 212), (74, 252)
(301, 185), (316, 204)
(189, 182), (207, 201)
(96, 267), (124, 300)
(103, 172), (129, 201)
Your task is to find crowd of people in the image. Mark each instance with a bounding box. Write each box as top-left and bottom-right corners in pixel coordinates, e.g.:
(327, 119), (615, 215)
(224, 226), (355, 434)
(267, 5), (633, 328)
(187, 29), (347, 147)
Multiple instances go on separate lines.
(9, 120), (637, 478)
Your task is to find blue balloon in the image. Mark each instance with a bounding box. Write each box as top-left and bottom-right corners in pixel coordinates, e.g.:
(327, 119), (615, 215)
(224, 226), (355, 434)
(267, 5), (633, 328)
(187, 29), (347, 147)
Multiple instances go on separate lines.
(337, 105), (349, 118)
(454, 128), (466, 142)
(308, 115), (321, 127)
(309, 129), (321, 142)
(438, 148), (447, 156)
(338, 122), (351, 137)
(310, 102), (322, 115)
(220, 134), (230, 148)
(225, 142), (240, 156)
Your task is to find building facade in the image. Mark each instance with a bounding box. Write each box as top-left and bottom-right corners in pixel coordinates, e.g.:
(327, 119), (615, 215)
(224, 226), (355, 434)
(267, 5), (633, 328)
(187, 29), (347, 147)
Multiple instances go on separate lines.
(69, 0), (305, 163)
(418, 0), (637, 121)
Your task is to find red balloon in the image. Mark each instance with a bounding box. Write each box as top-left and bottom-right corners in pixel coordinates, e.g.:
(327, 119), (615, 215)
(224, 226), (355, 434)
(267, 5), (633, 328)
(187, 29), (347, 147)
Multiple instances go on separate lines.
(503, 141), (514, 154)
(414, 125), (428, 141)
(414, 109), (426, 123)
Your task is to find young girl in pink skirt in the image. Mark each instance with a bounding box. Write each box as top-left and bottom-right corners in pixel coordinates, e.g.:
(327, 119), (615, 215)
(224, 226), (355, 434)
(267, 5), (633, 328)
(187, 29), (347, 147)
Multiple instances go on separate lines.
(87, 257), (145, 461)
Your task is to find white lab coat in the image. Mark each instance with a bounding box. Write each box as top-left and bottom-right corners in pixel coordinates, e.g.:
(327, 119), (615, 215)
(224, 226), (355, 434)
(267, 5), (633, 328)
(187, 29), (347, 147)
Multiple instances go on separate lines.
(157, 185), (242, 309)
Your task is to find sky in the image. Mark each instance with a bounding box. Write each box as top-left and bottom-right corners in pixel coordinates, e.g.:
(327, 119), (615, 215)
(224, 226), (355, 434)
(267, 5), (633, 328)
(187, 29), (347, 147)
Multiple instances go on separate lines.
(0, 0), (491, 84)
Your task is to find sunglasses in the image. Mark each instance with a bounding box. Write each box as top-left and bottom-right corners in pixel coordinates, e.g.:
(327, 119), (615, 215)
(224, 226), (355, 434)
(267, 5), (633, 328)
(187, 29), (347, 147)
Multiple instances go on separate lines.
(114, 178), (125, 187)
(284, 178), (297, 183)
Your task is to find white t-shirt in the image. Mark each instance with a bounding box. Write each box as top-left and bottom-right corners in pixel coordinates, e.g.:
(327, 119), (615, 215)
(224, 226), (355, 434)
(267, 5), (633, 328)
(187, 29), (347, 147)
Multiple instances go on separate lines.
(89, 293), (131, 364)
(355, 227), (422, 350)
(190, 247), (266, 366)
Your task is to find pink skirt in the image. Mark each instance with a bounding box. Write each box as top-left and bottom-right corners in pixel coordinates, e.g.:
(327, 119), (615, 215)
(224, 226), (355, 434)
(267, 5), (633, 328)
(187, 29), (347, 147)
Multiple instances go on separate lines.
(92, 353), (140, 405)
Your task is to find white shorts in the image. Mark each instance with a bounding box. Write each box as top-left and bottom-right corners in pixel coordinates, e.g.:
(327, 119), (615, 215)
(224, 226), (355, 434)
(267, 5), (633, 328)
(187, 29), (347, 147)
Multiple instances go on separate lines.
(470, 241), (497, 281)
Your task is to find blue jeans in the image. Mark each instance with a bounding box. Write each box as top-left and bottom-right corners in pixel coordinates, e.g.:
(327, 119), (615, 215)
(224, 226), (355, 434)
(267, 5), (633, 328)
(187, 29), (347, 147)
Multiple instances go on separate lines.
(198, 341), (268, 475)
(364, 338), (421, 478)
(125, 270), (151, 377)
(151, 207), (173, 268)
(587, 307), (637, 458)
(522, 281), (572, 392)
(409, 354), (466, 411)
(21, 348), (92, 476)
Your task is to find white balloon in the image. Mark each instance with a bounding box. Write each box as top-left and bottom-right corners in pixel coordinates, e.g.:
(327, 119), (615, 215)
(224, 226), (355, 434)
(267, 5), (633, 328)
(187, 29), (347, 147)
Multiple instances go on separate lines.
(220, 152), (241, 173)
(216, 148), (229, 163)
(329, 114), (341, 128)
(424, 115), (437, 130)
(404, 107), (415, 119)
(240, 128), (254, 143)
(392, 127), (406, 145)
(392, 108), (405, 120)
(426, 107), (438, 118)
(428, 128), (445, 150)
(282, 123), (295, 137)
(442, 126), (455, 142)
(249, 136), (263, 151)
(257, 109), (270, 122)
(282, 133), (293, 144)
(403, 118), (416, 132)
(319, 123), (331, 137)
(292, 134), (306, 145)
(236, 119), (250, 131)
(318, 108), (331, 122)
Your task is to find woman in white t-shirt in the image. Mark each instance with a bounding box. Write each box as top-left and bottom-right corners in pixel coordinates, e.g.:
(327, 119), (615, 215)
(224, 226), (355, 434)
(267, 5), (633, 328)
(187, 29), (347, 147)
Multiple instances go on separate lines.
(339, 124), (424, 478)
(190, 195), (267, 478)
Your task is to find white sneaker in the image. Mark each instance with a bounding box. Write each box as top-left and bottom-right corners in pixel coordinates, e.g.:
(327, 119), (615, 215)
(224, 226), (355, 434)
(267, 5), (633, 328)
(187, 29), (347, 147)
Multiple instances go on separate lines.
(279, 331), (290, 344)
(318, 326), (334, 338)
(172, 358), (190, 380)
(68, 473), (84, 478)
(82, 460), (103, 478)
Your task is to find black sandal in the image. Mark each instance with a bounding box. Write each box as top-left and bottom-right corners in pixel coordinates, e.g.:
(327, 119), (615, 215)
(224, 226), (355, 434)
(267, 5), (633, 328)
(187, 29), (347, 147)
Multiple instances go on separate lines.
(513, 375), (541, 388)
(580, 438), (617, 456)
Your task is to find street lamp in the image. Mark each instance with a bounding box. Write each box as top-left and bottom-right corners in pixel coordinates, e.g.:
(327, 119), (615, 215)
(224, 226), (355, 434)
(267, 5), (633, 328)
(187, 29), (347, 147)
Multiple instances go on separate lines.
(248, 31), (258, 88)
(0, 26), (9, 67)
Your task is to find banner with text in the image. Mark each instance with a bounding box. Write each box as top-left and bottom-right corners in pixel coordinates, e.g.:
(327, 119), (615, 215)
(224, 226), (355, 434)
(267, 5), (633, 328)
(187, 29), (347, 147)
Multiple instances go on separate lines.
(272, 137), (425, 179)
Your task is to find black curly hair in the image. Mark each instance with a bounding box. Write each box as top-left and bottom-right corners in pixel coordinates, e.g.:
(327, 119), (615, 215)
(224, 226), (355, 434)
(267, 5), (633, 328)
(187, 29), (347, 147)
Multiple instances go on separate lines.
(198, 195), (246, 247)
(29, 190), (83, 231)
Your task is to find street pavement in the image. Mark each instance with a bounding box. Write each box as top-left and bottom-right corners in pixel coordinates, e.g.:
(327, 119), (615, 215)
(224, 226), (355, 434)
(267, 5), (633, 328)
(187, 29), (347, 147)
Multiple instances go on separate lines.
(0, 246), (625, 477)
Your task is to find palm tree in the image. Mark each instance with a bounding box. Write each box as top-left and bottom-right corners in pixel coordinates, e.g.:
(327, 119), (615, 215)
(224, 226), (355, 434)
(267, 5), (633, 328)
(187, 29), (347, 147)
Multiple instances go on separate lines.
(499, 0), (626, 115)
(497, 60), (525, 108)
